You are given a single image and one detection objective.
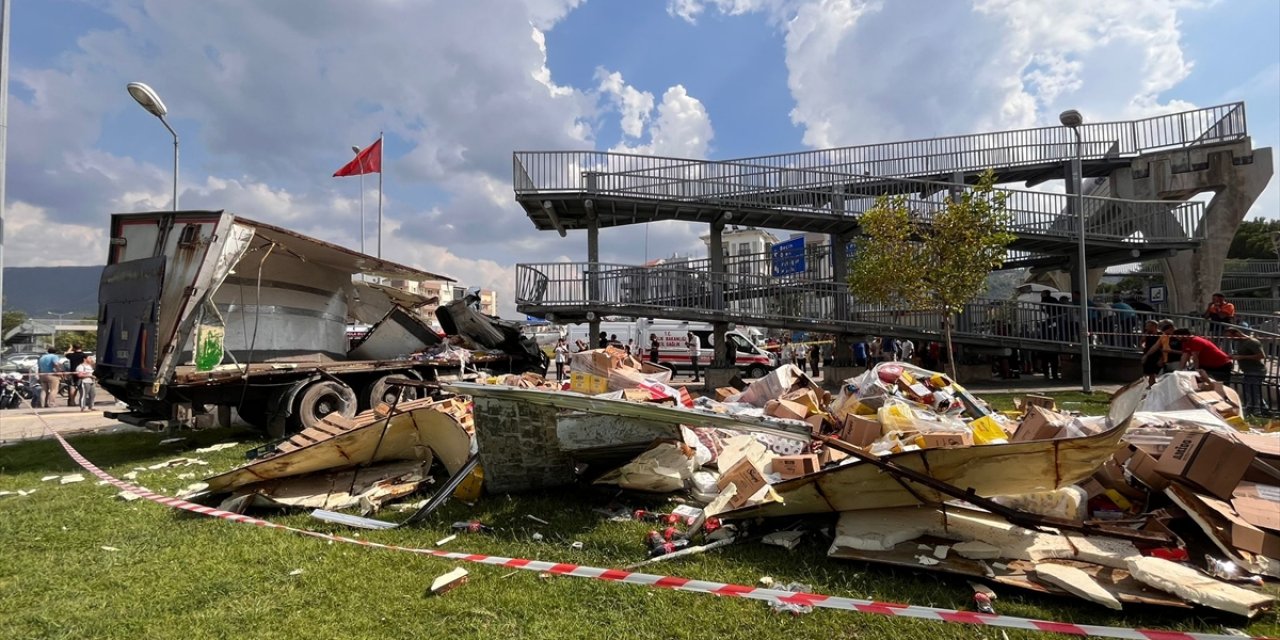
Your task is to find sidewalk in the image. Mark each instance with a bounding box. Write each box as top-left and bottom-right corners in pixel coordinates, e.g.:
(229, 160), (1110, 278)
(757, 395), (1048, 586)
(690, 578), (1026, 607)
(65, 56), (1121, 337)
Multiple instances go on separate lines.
(0, 398), (128, 445)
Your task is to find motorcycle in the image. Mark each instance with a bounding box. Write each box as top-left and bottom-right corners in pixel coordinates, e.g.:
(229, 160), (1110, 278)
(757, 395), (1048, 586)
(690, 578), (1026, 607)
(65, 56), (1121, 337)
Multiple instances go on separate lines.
(0, 375), (24, 409)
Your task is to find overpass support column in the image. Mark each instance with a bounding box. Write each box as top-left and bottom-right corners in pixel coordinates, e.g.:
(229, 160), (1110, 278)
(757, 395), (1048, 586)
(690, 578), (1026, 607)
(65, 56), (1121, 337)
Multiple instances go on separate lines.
(706, 216), (737, 387)
(828, 228), (858, 387)
(586, 211), (601, 347)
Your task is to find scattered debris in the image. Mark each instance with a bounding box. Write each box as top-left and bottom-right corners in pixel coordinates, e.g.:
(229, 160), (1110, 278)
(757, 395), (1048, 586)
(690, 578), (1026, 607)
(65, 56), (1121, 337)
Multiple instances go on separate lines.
(1034, 563), (1122, 611)
(435, 534), (457, 546)
(148, 458), (208, 470)
(526, 514), (549, 525)
(288, 569), (304, 576)
(40, 475), (60, 482)
(762, 530), (805, 550)
(59, 474), (85, 484)
(767, 582), (815, 616)
(158, 437), (186, 445)
(194, 442), (239, 454)
(428, 567), (469, 596)
(100, 546), (120, 552)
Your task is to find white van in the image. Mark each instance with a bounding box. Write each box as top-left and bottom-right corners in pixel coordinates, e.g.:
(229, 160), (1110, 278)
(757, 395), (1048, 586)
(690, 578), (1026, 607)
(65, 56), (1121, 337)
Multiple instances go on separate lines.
(562, 319), (778, 378)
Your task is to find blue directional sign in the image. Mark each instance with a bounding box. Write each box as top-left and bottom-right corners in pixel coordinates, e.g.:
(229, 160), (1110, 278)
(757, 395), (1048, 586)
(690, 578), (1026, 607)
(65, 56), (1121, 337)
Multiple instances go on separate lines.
(772, 236), (806, 277)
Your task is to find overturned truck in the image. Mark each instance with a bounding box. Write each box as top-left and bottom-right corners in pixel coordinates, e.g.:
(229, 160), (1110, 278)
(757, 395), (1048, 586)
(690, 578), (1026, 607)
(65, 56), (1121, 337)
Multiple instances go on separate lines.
(96, 210), (546, 434)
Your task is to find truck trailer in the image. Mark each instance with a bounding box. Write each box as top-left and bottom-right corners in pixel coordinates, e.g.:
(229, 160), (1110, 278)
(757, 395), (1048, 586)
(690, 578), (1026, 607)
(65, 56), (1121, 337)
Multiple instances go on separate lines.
(562, 319), (777, 378)
(96, 210), (545, 434)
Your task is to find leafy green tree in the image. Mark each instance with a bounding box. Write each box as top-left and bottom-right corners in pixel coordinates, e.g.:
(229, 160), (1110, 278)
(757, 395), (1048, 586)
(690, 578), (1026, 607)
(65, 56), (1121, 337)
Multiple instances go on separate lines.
(1228, 218), (1280, 260)
(54, 331), (97, 353)
(2, 309), (27, 337)
(848, 170), (1015, 377)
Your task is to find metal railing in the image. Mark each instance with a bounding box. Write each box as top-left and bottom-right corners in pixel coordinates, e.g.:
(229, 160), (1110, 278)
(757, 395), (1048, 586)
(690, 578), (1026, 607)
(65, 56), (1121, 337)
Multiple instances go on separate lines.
(515, 103), (1245, 198)
(516, 260), (1280, 355)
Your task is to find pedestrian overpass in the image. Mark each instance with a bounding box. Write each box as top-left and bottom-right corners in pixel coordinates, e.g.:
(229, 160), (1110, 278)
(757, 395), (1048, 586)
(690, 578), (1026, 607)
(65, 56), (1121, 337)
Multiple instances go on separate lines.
(510, 103), (1273, 366)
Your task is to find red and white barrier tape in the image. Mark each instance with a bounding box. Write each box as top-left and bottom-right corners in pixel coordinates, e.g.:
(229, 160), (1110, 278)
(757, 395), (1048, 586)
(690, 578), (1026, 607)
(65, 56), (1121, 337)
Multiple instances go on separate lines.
(49, 430), (1257, 640)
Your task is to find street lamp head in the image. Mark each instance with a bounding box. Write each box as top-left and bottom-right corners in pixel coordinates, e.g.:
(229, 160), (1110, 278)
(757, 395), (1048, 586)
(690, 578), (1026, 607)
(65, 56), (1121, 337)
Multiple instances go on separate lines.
(1059, 109), (1084, 128)
(127, 82), (168, 118)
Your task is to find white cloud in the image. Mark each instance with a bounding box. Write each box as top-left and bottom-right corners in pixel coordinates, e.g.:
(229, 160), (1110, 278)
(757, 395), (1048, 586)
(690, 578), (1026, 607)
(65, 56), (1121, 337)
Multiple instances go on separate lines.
(596, 69), (655, 139)
(4, 202), (107, 267)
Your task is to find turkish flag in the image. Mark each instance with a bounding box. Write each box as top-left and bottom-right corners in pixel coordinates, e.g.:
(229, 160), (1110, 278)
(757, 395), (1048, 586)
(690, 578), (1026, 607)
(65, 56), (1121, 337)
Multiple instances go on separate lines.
(333, 138), (382, 177)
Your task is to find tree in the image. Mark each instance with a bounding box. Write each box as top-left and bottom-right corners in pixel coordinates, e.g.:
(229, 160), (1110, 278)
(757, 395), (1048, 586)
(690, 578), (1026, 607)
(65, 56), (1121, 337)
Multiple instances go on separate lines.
(1228, 217), (1280, 260)
(847, 170), (1015, 378)
(54, 330), (97, 353)
(2, 309), (27, 337)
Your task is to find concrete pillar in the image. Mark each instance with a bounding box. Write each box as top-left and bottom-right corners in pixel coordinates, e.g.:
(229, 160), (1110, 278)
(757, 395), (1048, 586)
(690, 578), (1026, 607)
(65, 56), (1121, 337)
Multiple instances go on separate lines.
(586, 214), (600, 346)
(1120, 143), (1274, 314)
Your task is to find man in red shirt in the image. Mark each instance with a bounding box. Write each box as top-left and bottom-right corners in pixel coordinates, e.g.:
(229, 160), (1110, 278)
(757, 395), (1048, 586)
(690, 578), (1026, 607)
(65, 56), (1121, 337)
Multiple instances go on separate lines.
(1172, 328), (1233, 382)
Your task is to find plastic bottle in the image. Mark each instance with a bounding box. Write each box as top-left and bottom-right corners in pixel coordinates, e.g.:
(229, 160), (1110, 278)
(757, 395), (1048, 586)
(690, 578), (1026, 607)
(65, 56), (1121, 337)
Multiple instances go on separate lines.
(647, 539), (691, 558)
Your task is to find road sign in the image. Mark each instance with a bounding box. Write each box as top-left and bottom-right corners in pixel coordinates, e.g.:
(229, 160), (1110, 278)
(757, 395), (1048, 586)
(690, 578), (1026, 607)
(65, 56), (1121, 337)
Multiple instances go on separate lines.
(772, 237), (806, 277)
(1149, 285), (1166, 304)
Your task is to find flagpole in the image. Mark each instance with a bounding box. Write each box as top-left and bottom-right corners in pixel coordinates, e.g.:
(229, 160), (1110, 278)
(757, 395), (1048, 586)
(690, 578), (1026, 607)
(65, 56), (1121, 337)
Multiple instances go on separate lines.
(377, 131), (383, 260)
(356, 148), (365, 255)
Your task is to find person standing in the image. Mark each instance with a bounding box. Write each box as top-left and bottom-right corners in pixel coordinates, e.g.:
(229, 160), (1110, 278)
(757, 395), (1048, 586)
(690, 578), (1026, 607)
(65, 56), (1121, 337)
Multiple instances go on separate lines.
(64, 344), (88, 407)
(1202, 292), (1236, 333)
(75, 355), (97, 412)
(1226, 325), (1268, 414)
(553, 338), (569, 382)
(1138, 320), (1166, 386)
(808, 342), (821, 378)
(794, 341), (807, 372)
(598, 331), (609, 349)
(37, 347), (61, 408)
(686, 332), (700, 382)
(648, 333), (660, 365)
(1173, 328), (1234, 382)
(899, 338), (915, 365)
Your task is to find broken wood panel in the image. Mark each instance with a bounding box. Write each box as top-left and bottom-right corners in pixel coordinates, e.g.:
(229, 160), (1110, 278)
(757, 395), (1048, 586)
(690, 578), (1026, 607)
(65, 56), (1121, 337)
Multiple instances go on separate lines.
(730, 422), (1127, 518)
(205, 398), (472, 493)
(829, 541), (1189, 608)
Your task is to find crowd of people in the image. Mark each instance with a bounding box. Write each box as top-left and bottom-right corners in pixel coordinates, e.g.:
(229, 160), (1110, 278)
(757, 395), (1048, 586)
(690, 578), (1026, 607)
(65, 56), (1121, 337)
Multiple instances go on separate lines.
(30, 343), (97, 411)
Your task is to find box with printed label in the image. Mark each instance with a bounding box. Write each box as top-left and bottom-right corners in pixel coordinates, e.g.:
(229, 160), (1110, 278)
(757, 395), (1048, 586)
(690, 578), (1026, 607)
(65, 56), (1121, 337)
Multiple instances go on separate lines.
(1155, 430), (1255, 500)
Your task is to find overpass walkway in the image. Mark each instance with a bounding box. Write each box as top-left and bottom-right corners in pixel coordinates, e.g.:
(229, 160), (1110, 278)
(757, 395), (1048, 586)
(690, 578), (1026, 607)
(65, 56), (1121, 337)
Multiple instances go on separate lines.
(515, 260), (1280, 359)
(514, 103), (1246, 267)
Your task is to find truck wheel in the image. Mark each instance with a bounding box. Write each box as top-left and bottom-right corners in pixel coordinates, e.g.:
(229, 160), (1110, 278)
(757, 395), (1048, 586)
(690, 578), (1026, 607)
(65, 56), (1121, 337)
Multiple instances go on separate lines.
(366, 374), (424, 410)
(236, 403), (268, 429)
(747, 364), (768, 379)
(296, 381), (357, 431)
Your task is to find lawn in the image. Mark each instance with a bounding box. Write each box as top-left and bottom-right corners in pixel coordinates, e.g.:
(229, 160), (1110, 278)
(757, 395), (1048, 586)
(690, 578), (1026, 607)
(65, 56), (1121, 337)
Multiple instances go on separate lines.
(0, 393), (1275, 640)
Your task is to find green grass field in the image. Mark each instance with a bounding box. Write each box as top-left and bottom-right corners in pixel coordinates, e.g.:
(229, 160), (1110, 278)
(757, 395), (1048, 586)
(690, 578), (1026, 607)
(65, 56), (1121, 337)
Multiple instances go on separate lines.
(0, 392), (1275, 639)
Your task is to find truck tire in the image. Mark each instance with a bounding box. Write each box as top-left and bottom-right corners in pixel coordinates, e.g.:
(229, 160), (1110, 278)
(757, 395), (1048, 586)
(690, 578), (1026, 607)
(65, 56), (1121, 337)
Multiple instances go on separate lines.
(366, 374), (424, 410)
(296, 381), (357, 431)
(747, 364), (768, 379)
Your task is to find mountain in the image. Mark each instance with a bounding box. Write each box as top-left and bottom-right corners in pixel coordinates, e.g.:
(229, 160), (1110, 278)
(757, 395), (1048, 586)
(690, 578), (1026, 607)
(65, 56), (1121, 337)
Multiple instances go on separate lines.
(2, 266), (104, 318)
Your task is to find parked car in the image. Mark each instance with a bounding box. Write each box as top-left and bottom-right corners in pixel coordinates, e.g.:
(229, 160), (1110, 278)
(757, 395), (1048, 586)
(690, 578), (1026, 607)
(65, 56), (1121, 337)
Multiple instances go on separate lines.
(2, 353), (40, 373)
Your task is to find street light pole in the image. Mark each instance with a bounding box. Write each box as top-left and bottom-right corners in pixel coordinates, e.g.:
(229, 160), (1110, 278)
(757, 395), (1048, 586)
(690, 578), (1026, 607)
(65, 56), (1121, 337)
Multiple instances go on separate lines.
(1060, 109), (1091, 393)
(126, 82), (179, 210)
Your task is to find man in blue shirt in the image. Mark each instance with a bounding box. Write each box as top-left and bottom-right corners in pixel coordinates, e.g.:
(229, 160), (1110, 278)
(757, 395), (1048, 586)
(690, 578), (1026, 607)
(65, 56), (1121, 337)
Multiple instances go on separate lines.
(37, 347), (62, 408)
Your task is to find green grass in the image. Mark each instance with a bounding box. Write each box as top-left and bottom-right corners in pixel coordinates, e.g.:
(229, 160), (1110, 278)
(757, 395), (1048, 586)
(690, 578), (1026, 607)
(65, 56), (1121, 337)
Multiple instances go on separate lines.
(0, 417), (1276, 640)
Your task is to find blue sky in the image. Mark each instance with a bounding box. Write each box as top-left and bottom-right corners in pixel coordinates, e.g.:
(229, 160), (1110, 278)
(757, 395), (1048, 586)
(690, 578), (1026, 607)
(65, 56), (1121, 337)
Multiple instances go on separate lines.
(2, 0), (1277, 315)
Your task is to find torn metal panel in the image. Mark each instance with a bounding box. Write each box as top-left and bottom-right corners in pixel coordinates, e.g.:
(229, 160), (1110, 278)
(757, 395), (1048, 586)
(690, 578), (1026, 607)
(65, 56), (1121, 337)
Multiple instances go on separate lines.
(237, 216), (451, 282)
(445, 383), (812, 441)
(731, 422), (1127, 518)
(348, 305), (442, 361)
(204, 396), (472, 494)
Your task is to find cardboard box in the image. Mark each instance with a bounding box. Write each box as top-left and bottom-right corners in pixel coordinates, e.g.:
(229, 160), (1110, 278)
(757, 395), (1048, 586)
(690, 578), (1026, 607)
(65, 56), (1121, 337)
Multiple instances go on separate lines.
(715, 387), (737, 402)
(818, 445), (849, 466)
(1012, 405), (1073, 442)
(1155, 430), (1256, 501)
(764, 398), (809, 421)
(716, 457), (768, 509)
(781, 388), (821, 415)
(1125, 448), (1170, 491)
(838, 415), (881, 448)
(771, 454), (820, 479)
(1021, 394), (1056, 413)
(570, 371), (608, 395)
(1197, 490), (1280, 559)
(1232, 483), (1280, 532)
(916, 430), (973, 449)
(804, 414), (826, 435)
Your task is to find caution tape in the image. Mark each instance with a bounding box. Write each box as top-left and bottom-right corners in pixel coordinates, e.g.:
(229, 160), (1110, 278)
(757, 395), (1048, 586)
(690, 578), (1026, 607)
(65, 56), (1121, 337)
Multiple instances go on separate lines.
(48, 429), (1257, 640)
